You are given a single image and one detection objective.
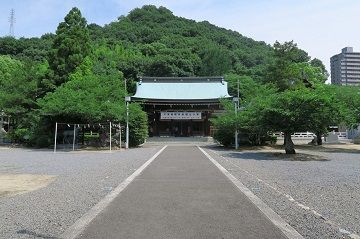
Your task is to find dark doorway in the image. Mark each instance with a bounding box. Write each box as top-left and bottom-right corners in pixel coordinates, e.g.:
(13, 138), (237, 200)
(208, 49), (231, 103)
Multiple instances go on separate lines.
(173, 121), (191, 137)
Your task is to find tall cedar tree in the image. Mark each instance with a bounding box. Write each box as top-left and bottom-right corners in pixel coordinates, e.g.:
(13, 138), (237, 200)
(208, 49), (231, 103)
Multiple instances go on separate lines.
(48, 7), (90, 86)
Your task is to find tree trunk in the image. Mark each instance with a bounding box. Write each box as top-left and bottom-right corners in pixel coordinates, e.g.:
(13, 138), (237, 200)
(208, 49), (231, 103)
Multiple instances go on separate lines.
(316, 132), (322, 145)
(284, 132), (296, 154)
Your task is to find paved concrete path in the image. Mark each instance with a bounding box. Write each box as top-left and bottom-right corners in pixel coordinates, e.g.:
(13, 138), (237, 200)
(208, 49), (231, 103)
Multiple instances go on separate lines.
(77, 146), (287, 239)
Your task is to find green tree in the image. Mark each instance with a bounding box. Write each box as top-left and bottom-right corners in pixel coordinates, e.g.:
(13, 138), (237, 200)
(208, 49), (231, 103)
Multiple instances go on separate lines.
(128, 104), (148, 146)
(39, 57), (124, 122)
(0, 56), (38, 117)
(0, 37), (25, 56)
(0, 35), (53, 62)
(286, 62), (328, 88)
(261, 88), (343, 153)
(213, 79), (352, 153)
(48, 7), (90, 86)
(273, 40), (310, 63)
(219, 76), (346, 152)
(298, 85), (343, 145)
(39, 48), (148, 146)
(212, 76), (277, 146)
(0, 55), (22, 85)
(266, 41), (312, 90)
(0, 56), (43, 144)
(199, 45), (232, 76)
(310, 58), (328, 77)
(330, 85), (360, 126)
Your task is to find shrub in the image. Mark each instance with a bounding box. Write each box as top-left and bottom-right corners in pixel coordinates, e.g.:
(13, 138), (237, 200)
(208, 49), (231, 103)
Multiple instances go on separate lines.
(128, 103), (148, 147)
(6, 128), (31, 144)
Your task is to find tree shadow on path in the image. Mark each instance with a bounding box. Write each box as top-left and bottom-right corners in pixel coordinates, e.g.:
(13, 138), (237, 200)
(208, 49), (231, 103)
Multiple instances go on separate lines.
(203, 145), (329, 161)
(16, 229), (59, 239)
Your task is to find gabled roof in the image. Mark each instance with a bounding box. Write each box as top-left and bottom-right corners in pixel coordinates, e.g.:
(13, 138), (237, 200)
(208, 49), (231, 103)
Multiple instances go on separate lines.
(132, 76), (231, 103)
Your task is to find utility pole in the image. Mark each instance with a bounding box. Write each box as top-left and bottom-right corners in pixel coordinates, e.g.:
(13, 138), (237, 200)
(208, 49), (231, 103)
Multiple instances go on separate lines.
(119, 123), (122, 149)
(109, 122), (112, 152)
(234, 79), (240, 150)
(124, 79), (128, 148)
(124, 78), (127, 94)
(8, 9), (15, 37)
(125, 96), (131, 149)
(237, 79), (240, 109)
(233, 97), (239, 150)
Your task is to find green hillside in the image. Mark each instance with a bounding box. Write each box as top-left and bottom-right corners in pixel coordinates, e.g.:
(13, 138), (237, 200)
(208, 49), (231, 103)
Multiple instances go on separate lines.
(0, 5), (293, 81)
(97, 5), (274, 78)
(0, 5), (319, 93)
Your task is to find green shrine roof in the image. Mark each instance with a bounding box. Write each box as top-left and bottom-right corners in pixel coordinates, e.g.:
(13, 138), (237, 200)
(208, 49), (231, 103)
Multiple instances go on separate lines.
(132, 77), (231, 102)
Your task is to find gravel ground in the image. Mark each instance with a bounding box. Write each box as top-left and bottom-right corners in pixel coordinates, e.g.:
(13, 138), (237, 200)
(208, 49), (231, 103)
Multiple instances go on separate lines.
(0, 146), (161, 239)
(204, 146), (360, 239)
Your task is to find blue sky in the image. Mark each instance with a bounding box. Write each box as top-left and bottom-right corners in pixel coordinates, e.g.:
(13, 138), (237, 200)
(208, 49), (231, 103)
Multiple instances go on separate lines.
(1, 0), (360, 73)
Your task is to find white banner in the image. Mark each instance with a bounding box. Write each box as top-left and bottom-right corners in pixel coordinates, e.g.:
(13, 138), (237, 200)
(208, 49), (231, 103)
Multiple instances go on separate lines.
(160, 111), (202, 120)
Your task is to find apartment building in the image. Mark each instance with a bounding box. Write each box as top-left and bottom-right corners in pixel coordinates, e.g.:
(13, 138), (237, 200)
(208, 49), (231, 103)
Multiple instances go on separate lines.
(330, 47), (360, 85)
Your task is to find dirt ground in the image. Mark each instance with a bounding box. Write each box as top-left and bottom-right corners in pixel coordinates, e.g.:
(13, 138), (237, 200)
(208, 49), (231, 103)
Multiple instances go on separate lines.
(233, 141), (360, 161)
(320, 143), (360, 150)
(0, 174), (56, 198)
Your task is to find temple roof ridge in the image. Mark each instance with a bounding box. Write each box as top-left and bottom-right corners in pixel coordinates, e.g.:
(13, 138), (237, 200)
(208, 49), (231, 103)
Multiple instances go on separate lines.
(132, 76), (231, 102)
(138, 76), (224, 83)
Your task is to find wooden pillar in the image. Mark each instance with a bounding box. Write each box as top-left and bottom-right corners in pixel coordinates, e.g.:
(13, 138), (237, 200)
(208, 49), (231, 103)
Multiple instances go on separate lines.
(154, 111), (157, 136)
(202, 112), (205, 136)
(190, 119), (193, 137)
(205, 111), (209, 136)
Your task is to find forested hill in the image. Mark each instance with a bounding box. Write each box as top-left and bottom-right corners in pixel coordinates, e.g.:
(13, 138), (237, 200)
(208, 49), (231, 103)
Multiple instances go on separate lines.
(96, 5), (274, 78)
(0, 5), (282, 82)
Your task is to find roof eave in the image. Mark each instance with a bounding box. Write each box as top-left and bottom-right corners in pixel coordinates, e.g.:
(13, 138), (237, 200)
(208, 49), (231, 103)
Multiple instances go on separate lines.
(131, 96), (231, 104)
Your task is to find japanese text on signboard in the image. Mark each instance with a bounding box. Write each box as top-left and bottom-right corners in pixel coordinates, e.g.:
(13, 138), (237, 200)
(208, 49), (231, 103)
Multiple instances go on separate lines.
(160, 112), (202, 120)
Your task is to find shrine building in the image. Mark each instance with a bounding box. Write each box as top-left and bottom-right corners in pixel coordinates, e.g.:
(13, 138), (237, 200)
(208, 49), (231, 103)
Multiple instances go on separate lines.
(131, 76), (231, 137)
